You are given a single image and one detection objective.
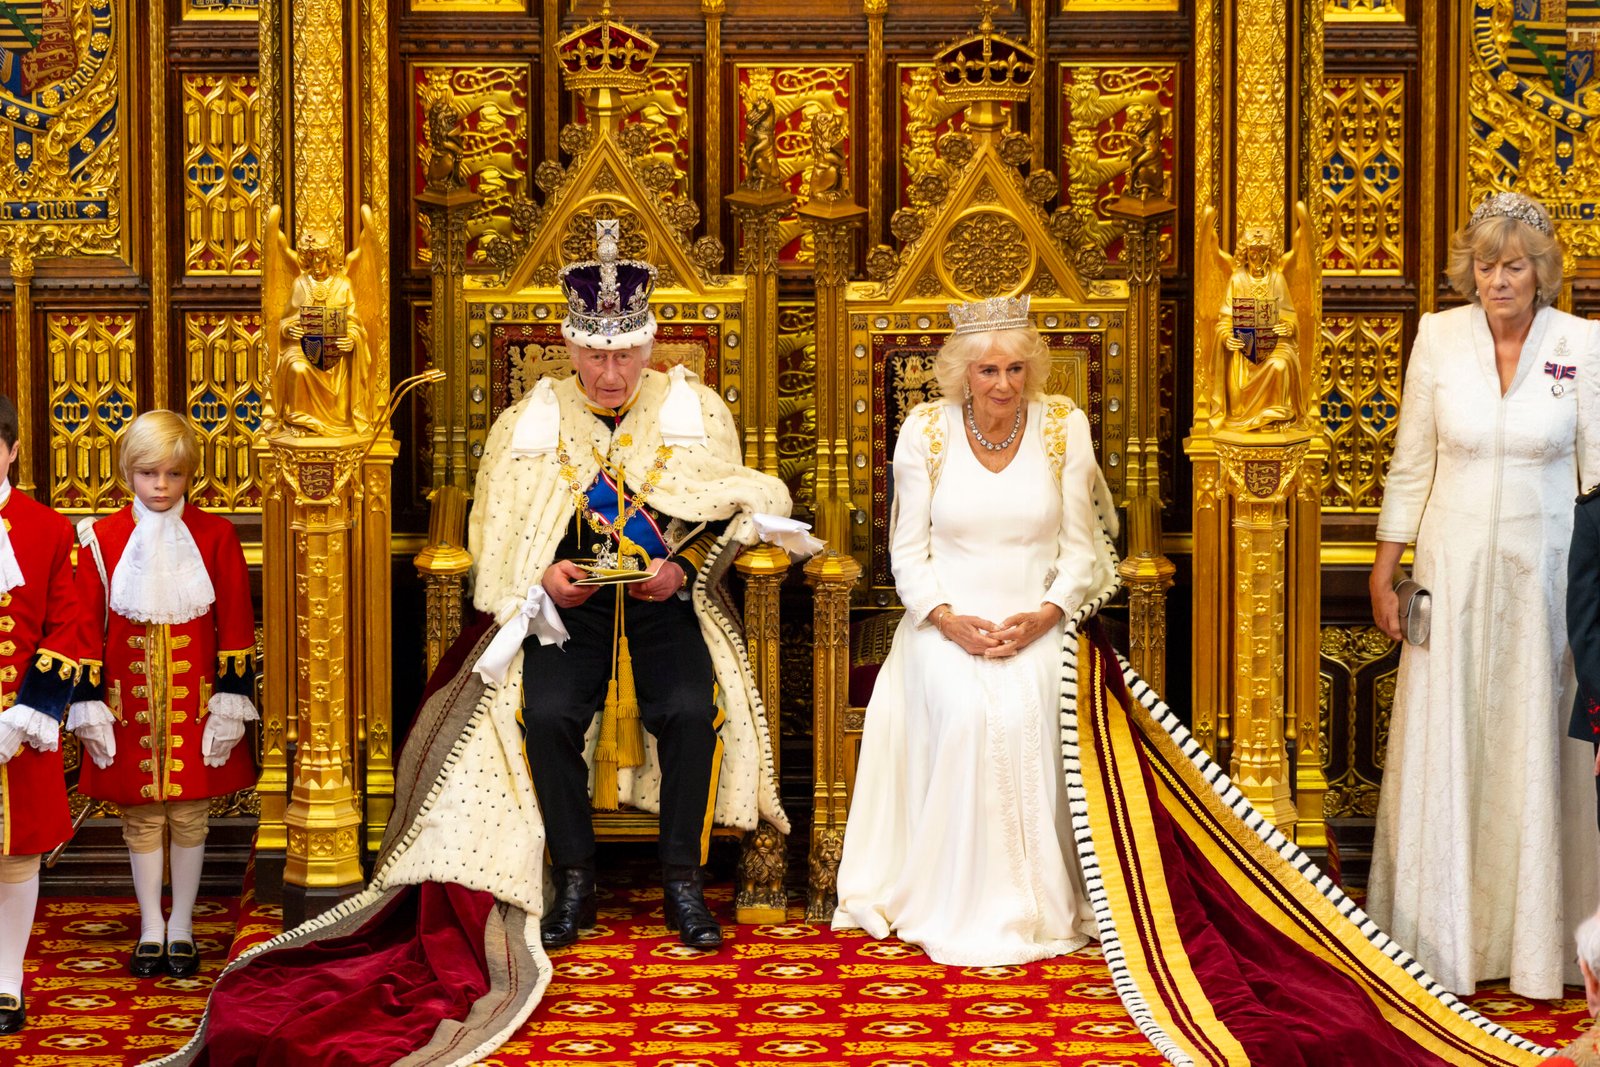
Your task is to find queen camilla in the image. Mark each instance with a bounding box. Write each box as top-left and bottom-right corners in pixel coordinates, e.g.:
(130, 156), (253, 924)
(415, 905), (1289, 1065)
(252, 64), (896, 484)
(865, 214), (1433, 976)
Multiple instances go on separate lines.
(831, 295), (1109, 965)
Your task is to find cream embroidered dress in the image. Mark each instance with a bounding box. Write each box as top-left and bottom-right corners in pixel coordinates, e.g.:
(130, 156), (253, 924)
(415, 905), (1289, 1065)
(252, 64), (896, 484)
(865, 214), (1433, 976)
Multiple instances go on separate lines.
(1369, 303), (1600, 999)
(832, 398), (1099, 965)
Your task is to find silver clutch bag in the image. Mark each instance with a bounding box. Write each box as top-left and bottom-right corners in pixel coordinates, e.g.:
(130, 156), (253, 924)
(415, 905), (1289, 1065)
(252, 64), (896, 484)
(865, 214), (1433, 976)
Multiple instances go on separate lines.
(1394, 577), (1431, 646)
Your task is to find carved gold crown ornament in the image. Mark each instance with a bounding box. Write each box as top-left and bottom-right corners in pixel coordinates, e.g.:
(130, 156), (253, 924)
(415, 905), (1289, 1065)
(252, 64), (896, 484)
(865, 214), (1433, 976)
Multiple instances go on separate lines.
(555, 0), (658, 95)
(1467, 190), (1555, 237)
(932, 0), (1036, 106)
(948, 294), (1031, 335)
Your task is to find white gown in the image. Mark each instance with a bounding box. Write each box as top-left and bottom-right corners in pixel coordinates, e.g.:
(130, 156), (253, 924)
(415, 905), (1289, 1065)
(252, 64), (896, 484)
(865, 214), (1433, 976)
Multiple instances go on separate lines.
(832, 399), (1099, 965)
(1368, 304), (1600, 999)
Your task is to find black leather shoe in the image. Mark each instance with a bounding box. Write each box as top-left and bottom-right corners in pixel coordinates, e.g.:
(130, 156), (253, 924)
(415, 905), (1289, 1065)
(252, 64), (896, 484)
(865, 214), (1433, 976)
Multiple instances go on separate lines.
(662, 869), (722, 951)
(0, 992), (23, 1034)
(541, 866), (597, 949)
(165, 939), (200, 978)
(130, 940), (166, 978)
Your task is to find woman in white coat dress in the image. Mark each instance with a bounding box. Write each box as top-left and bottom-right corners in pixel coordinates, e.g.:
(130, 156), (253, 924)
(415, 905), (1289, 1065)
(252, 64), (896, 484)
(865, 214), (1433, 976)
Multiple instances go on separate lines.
(1368, 190), (1600, 999)
(832, 296), (1099, 966)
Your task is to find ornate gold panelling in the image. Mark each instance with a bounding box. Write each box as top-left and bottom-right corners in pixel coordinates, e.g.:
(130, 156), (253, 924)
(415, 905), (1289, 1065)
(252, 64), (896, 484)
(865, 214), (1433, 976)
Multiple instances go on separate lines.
(734, 64), (853, 265)
(1235, 0), (1288, 247)
(1325, 0), (1402, 19)
(46, 311), (137, 512)
(575, 63), (694, 203)
(182, 72), (263, 275)
(1319, 625), (1398, 819)
(1319, 312), (1402, 511)
(409, 0), (521, 9)
(777, 301), (817, 518)
(185, 312), (267, 511)
(0, 0), (126, 259)
(1321, 74), (1404, 275)
(898, 63), (966, 216)
(1469, 2), (1600, 259)
(1062, 0), (1179, 10)
(412, 64), (532, 270)
(183, 0), (260, 17)
(1058, 63), (1178, 265)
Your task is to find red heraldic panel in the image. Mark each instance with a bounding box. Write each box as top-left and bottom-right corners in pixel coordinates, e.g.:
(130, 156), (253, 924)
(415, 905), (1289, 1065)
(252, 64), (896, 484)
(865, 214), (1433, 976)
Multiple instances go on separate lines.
(0, 490), (79, 856)
(76, 506), (256, 807)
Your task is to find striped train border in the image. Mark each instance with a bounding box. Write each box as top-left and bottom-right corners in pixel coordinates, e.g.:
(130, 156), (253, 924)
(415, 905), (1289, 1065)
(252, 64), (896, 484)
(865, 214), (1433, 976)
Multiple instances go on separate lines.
(1056, 494), (1551, 1064)
(1108, 656), (1551, 1059)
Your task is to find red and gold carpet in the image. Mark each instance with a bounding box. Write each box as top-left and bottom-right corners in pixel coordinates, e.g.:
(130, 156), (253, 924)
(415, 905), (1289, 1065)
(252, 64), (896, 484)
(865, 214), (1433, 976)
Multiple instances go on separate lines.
(3, 876), (1590, 1066)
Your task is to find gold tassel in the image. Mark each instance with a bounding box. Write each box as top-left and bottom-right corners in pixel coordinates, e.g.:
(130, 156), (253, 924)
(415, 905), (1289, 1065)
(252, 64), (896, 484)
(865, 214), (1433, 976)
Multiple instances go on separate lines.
(592, 587), (625, 811)
(615, 634), (646, 768)
(592, 678), (621, 811)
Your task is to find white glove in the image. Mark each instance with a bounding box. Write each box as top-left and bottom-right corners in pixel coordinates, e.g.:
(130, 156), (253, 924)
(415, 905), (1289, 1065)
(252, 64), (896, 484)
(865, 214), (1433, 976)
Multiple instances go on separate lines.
(0, 704), (61, 764)
(68, 701), (117, 770)
(202, 693), (257, 767)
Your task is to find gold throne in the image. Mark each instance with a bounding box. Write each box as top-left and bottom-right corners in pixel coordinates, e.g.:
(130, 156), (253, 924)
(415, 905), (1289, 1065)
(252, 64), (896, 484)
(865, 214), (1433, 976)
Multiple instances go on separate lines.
(805, 9), (1144, 916)
(420, 2), (793, 924)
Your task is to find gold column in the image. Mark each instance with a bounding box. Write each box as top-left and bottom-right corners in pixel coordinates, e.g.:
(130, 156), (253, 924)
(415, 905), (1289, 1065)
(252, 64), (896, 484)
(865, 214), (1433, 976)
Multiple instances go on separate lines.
(543, 0), (562, 161)
(733, 543), (790, 924)
(356, 443), (397, 853)
(1287, 0), (1328, 848)
(1288, 440), (1328, 846)
(253, 444), (293, 900)
(1029, 0), (1046, 169)
(864, 0), (887, 248)
(1184, 0), (1325, 844)
(8, 238), (34, 494)
(275, 441), (368, 926)
(725, 184), (792, 479)
(417, 182), (482, 493)
(1187, 440), (1229, 763)
(149, 0), (169, 406)
(703, 0), (725, 246)
(1107, 193), (1177, 691)
(799, 196), (865, 551)
(805, 550), (860, 921)
(1217, 433), (1307, 832)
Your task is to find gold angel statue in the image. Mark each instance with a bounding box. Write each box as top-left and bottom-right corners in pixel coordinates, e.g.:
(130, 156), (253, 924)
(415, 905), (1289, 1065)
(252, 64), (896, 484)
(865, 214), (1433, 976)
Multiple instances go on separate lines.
(1196, 203), (1315, 434)
(261, 204), (383, 438)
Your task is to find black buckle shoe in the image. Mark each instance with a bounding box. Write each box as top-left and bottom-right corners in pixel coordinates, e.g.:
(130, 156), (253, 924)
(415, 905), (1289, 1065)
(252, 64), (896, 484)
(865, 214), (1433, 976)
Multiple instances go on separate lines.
(130, 940), (166, 978)
(541, 866), (597, 950)
(165, 939), (200, 979)
(0, 991), (23, 1034)
(662, 869), (722, 951)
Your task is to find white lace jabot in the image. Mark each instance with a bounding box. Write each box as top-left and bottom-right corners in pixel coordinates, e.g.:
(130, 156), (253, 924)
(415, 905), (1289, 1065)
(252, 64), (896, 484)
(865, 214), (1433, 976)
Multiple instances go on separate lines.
(0, 479), (22, 595)
(108, 497), (215, 624)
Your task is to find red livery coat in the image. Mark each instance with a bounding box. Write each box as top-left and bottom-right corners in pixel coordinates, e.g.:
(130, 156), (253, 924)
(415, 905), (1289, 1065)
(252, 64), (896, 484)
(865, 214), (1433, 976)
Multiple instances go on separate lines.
(0, 489), (79, 856)
(76, 504), (257, 807)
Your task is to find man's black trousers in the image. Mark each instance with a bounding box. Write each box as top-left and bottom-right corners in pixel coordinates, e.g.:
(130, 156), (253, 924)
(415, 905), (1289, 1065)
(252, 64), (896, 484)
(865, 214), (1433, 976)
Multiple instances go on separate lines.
(520, 587), (721, 870)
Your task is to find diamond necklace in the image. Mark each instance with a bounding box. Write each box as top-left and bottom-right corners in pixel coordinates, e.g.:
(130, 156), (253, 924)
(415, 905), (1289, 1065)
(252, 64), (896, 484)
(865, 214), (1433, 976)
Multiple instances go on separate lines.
(965, 397), (1023, 452)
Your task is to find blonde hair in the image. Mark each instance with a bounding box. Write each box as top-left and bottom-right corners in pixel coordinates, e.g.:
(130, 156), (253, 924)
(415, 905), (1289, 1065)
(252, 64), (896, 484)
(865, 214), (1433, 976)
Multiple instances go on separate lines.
(1446, 211), (1563, 309)
(933, 325), (1052, 402)
(118, 410), (201, 488)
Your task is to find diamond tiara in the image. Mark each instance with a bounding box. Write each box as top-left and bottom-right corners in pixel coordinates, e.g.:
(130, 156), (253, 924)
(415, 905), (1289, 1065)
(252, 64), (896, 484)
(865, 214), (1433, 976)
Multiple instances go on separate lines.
(1468, 191), (1554, 237)
(948, 295), (1031, 336)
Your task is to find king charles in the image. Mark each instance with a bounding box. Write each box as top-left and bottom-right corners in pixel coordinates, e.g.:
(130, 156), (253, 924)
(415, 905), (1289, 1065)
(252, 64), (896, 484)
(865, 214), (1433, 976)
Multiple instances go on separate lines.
(468, 220), (795, 951)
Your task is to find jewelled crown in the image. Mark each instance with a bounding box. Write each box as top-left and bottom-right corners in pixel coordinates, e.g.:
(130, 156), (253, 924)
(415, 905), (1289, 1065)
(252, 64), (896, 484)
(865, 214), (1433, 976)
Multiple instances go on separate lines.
(949, 295), (1031, 336)
(1468, 191), (1554, 237)
(559, 219), (658, 350)
(932, 2), (1037, 105)
(555, 0), (656, 95)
